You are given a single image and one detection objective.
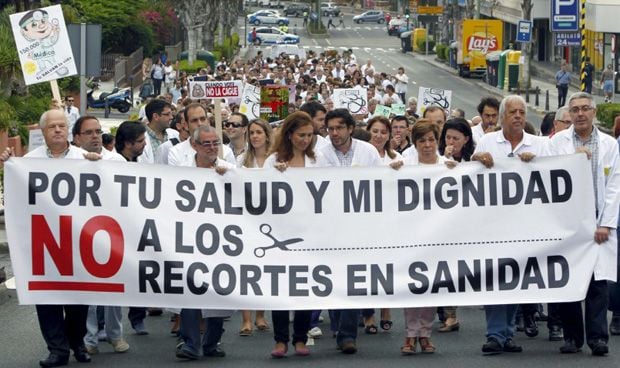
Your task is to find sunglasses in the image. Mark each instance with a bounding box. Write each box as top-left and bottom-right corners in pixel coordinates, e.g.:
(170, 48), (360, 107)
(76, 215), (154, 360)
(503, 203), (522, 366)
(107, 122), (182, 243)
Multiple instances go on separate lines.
(224, 122), (245, 128)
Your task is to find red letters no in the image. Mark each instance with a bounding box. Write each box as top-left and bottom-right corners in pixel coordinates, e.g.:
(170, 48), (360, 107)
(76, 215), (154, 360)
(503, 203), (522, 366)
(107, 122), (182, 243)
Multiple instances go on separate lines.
(80, 216), (124, 278)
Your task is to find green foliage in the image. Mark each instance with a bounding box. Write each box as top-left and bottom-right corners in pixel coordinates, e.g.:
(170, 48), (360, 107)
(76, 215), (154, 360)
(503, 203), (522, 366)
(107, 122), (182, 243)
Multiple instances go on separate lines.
(109, 125), (118, 136)
(416, 37), (435, 53)
(178, 59), (208, 74)
(120, 22), (155, 56)
(231, 33), (240, 48)
(596, 103), (620, 130)
(436, 44), (447, 60)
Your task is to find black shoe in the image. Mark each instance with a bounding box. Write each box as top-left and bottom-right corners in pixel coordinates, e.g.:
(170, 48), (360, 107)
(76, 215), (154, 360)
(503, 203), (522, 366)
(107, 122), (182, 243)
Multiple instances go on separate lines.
(339, 341), (357, 354)
(503, 339), (523, 353)
(204, 348), (226, 358)
(148, 308), (163, 316)
(74, 346), (91, 363)
(610, 316), (620, 335)
(548, 325), (563, 341)
(39, 354), (69, 367)
(591, 340), (609, 356)
(175, 347), (200, 360)
(482, 338), (503, 355)
(515, 316), (524, 332)
(559, 339), (582, 354)
(523, 315), (538, 338)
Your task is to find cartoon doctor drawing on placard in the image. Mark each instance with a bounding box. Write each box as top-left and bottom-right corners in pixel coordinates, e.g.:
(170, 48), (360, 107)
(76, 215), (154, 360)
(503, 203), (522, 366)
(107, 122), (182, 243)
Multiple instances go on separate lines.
(18, 8), (68, 77)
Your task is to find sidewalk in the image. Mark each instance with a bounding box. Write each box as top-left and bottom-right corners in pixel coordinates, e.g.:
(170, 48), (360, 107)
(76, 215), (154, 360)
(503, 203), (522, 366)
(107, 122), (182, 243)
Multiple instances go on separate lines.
(413, 52), (608, 116)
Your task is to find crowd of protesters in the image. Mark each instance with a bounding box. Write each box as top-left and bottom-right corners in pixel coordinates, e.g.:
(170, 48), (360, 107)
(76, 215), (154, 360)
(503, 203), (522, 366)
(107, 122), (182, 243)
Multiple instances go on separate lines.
(1, 47), (619, 367)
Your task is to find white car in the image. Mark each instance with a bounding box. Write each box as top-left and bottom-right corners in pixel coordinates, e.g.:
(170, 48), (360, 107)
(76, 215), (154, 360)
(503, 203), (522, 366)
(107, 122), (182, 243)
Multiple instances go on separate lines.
(248, 27), (300, 45)
(247, 10), (289, 26)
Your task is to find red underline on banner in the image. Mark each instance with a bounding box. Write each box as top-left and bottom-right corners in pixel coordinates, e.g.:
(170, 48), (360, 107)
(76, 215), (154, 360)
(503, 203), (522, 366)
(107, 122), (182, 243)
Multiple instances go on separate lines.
(28, 281), (125, 292)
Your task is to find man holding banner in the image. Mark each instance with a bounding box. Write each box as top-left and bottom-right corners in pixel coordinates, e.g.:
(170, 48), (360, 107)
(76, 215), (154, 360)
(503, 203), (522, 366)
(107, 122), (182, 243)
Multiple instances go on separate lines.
(472, 95), (550, 355)
(548, 92), (620, 356)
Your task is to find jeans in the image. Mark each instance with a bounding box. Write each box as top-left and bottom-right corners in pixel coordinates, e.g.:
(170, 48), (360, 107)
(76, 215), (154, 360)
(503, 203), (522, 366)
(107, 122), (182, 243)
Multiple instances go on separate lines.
(128, 307), (146, 329)
(330, 309), (358, 346)
(310, 310), (322, 328)
(558, 276), (609, 348)
(484, 304), (518, 345)
(272, 310), (311, 345)
(84, 305), (123, 347)
(557, 84), (568, 107)
(179, 309), (224, 355)
(36, 304), (89, 356)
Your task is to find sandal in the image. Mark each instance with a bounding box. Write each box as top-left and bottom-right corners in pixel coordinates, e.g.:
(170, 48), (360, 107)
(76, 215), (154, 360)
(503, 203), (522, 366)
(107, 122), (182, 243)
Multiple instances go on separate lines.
(401, 337), (417, 355)
(239, 327), (252, 336)
(255, 322), (270, 331)
(419, 337), (436, 354)
(380, 320), (393, 331)
(364, 324), (378, 334)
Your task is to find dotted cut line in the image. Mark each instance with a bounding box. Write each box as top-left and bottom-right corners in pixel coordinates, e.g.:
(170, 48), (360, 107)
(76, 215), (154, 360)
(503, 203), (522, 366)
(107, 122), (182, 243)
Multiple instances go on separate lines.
(288, 238), (563, 252)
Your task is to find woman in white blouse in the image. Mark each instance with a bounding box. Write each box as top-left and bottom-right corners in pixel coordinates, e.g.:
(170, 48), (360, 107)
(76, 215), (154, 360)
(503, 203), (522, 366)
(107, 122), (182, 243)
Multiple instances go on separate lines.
(366, 116), (402, 165)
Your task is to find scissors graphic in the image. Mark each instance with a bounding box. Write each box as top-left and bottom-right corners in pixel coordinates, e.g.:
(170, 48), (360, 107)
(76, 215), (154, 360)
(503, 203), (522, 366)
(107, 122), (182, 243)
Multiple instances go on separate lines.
(254, 224), (304, 258)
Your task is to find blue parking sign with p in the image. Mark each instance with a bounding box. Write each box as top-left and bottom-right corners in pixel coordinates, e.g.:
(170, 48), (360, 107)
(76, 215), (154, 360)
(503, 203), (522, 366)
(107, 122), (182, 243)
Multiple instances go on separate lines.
(551, 0), (579, 32)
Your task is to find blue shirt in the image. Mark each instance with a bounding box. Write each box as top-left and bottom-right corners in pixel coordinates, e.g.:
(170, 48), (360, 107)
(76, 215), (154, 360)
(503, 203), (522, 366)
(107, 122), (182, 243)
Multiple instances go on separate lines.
(555, 70), (571, 85)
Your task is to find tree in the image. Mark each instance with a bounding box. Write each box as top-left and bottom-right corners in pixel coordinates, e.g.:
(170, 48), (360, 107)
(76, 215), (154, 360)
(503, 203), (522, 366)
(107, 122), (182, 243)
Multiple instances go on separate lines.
(520, 0), (532, 89)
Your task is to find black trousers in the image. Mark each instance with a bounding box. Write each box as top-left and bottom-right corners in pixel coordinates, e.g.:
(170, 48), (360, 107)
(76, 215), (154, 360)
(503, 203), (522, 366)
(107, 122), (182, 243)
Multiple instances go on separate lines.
(558, 276), (609, 349)
(272, 310), (311, 345)
(557, 84), (568, 107)
(36, 304), (88, 356)
(128, 306), (147, 328)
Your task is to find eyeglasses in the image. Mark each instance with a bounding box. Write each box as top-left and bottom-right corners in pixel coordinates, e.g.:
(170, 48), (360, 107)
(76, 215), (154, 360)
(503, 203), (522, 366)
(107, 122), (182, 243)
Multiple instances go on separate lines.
(79, 129), (103, 136)
(556, 119), (572, 124)
(327, 125), (348, 133)
(569, 105), (594, 114)
(225, 122), (245, 128)
(196, 140), (220, 148)
(160, 111), (173, 116)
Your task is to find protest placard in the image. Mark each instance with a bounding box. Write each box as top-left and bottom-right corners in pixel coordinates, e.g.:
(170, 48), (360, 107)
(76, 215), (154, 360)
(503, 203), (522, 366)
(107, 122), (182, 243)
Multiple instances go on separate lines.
(332, 88), (369, 115)
(9, 5), (77, 85)
(239, 84), (261, 121)
(416, 86), (453, 115)
(374, 104), (392, 117)
(189, 80), (243, 100)
(260, 85), (288, 123)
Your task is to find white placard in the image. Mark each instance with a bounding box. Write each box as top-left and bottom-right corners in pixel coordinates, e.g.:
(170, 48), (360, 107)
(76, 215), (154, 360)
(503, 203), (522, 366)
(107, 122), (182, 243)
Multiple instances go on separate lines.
(332, 88), (369, 115)
(9, 5), (77, 85)
(239, 84), (261, 120)
(416, 86), (452, 116)
(189, 80), (243, 100)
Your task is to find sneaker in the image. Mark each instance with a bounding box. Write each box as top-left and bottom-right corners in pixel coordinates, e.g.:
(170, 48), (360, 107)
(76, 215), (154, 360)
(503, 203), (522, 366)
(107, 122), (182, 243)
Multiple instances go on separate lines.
(318, 315), (324, 323)
(308, 326), (323, 338)
(482, 337), (503, 355)
(503, 339), (522, 353)
(132, 322), (149, 335)
(339, 341), (357, 354)
(176, 347), (199, 360)
(96, 329), (107, 341)
(85, 345), (99, 355)
(110, 339), (130, 353)
(204, 348), (226, 358)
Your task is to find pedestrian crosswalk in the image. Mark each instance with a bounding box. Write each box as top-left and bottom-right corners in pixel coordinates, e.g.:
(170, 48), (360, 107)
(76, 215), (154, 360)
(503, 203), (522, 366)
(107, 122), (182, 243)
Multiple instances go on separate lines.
(300, 45), (399, 53)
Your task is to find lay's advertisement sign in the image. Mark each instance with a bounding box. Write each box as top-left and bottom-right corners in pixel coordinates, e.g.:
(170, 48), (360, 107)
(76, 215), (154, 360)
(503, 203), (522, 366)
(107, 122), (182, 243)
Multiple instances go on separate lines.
(460, 19), (503, 72)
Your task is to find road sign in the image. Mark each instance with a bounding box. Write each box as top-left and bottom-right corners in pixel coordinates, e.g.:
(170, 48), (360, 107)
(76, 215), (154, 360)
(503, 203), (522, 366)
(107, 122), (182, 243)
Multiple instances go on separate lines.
(551, 0), (579, 32)
(517, 20), (532, 43)
(418, 6), (443, 15)
(553, 32), (581, 47)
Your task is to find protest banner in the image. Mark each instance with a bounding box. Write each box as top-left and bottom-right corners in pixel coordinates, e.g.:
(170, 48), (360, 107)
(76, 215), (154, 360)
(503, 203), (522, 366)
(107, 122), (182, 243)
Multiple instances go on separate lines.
(9, 5), (77, 85)
(260, 85), (288, 123)
(332, 88), (369, 115)
(188, 80), (243, 100)
(4, 155), (609, 310)
(416, 86), (453, 115)
(374, 104), (392, 117)
(239, 84), (261, 120)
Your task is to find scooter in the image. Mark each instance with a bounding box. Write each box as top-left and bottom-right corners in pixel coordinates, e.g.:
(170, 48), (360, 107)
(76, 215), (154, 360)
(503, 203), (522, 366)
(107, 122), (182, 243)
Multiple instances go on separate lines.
(87, 80), (132, 113)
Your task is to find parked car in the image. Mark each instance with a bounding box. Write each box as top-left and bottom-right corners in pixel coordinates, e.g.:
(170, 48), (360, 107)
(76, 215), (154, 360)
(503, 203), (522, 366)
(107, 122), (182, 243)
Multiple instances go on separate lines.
(247, 27), (300, 45)
(245, 0), (259, 6)
(388, 18), (406, 36)
(283, 2), (310, 17)
(247, 10), (290, 26)
(320, 2), (341, 17)
(257, 0), (284, 8)
(353, 10), (385, 24)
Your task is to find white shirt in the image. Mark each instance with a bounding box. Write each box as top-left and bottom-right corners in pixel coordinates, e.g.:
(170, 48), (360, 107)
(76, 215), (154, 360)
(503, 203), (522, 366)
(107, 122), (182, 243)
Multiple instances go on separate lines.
(381, 93), (402, 106)
(380, 151), (403, 165)
(65, 106), (80, 141)
(471, 123), (485, 145)
(101, 148), (126, 161)
(320, 138), (382, 167)
(263, 151), (329, 168)
(168, 140), (236, 167)
(26, 144), (86, 159)
(474, 130), (549, 158)
(393, 73), (408, 94)
(331, 69), (345, 79)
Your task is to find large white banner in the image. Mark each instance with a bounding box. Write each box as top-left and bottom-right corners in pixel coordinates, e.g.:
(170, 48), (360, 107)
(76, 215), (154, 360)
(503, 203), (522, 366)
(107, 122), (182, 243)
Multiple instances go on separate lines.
(4, 155), (602, 310)
(10, 5), (77, 85)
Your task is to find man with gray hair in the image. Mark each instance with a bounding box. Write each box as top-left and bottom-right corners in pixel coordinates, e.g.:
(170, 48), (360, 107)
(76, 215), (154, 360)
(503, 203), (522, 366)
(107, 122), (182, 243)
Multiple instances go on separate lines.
(552, 105), (572, 135)
(548, 92), (620, 356)
(472, 95), (550, 355)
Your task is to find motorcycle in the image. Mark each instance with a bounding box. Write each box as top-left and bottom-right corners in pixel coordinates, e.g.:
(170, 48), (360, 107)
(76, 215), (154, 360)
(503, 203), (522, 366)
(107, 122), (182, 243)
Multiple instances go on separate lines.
(87, 80), (132, 113)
